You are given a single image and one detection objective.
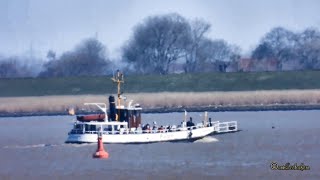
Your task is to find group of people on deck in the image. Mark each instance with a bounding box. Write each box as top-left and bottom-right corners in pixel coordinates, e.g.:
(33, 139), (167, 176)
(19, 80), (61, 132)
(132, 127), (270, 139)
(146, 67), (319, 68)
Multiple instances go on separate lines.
(141, 116), (212, 133)
(187, 117), (213, 128)
(142, 122), (166, 133)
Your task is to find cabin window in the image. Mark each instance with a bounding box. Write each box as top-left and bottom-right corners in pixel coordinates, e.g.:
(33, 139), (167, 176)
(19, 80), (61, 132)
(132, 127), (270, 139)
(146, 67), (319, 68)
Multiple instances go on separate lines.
(119, 109), (127, 122)
(137, 111), (141, 119)
(133, 110), (141, 118)
(90, 125), (96, 131)
(124, 110), (127, 119)
(114, 125), (119, 130)
(107, 125), (113, 131)
(127, 110), (131, 118)
(85, 124), (96, 131)
(75, 124), (82, 129)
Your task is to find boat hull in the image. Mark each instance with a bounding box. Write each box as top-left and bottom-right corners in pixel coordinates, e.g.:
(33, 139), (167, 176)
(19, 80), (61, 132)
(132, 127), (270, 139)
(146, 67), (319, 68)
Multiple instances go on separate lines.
(65, 127), (213, 144)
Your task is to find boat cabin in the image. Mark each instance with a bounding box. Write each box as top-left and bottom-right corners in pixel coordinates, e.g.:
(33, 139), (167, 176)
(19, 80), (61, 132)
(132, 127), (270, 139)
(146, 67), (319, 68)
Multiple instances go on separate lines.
(75, 70), (142, 129)
(109, 95), (142, 128)
(69, 121), (129, 135)
(116, 106), (142, 128)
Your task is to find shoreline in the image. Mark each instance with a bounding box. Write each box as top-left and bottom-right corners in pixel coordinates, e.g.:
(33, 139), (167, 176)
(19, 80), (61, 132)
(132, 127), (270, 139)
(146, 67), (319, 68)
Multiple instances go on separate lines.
(1, 104), (320, 118)
(2, 90), (320, 118)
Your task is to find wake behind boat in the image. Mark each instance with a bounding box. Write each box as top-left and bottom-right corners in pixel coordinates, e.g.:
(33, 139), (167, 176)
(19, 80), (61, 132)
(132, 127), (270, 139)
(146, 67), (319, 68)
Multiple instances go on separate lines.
(65, 71), (238, 144)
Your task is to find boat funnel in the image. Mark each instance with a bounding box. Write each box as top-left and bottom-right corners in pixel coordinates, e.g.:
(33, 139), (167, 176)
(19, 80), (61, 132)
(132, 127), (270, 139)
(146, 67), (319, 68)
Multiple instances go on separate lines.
(93, 132), (109, 159)
(109, 96), (116, 121)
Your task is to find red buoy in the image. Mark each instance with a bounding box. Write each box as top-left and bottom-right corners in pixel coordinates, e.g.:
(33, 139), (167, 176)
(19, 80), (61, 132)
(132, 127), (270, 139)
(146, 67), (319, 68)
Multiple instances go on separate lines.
(93, 132), (109, 159)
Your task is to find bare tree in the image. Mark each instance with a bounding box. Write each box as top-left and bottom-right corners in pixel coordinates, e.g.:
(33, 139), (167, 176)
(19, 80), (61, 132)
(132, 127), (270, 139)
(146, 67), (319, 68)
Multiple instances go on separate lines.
(252, 42), (275, 60)
(263, 27), (296, 51)
(252, 27), (297, 71)
(195, 39), (241, 72)
(296, 28), (320, 69)
(40, 38), (111, 77)
(0, 58), (19, 78)
(46, 50), (56, 61)
(0, 57), (34, 78)
(122, 13), (191, 75)
(252, 27), (320, 71)
(184, 19), (211, 73)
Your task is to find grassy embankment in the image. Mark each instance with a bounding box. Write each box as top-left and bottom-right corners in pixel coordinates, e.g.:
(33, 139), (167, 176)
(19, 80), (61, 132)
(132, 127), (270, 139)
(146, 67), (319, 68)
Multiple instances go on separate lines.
(1, 71), (320, 114)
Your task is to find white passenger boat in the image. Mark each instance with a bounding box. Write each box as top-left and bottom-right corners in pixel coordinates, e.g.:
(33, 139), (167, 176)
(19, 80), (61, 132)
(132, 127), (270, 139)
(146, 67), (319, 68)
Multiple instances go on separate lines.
(65, 71), (238, 144)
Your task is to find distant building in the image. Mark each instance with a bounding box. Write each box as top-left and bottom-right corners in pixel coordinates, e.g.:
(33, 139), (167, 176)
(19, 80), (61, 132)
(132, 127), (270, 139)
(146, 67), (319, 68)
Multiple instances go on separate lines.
(281, 59), (303, 71)
(169, 61), (230, 73)
(238, 58), (281, 72)
(238, 58), (254, 72)
(263, 58), (278, 71)
(168, 63), (185, 74)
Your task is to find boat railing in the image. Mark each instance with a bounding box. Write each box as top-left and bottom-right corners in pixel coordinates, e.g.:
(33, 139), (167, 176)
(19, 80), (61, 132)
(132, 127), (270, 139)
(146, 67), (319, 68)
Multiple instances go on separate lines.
(214, 121), (238, 133)
(137, 124), (210, 133)
(85, 131), (98, 134)
(70, 124), (211, 135)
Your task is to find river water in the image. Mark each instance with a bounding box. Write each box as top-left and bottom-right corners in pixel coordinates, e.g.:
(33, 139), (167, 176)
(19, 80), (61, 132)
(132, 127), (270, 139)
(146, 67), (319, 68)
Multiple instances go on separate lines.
(0, 111), (319, 179)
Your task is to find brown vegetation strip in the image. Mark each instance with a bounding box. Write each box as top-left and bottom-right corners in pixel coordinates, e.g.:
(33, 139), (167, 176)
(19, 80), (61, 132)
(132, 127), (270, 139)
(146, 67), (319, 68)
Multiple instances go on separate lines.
(1, 89), (320, 114)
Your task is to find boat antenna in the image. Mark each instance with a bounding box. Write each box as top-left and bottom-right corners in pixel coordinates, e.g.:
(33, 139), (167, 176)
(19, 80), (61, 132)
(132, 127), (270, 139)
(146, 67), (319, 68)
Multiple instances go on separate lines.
(183, 109), (187, 128)
(111, 70), (124, 120)
(184, 110), (187, 122)
(204, 111), (208, 126)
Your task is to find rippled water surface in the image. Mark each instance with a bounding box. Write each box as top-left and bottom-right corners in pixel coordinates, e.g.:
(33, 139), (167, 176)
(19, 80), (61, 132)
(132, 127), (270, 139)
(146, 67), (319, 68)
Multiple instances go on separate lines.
(0, 111), (319, 179)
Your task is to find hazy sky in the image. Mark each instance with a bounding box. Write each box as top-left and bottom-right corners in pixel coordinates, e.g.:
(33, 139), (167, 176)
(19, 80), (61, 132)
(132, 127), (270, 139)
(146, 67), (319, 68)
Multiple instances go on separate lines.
(1, 0), (320, 59)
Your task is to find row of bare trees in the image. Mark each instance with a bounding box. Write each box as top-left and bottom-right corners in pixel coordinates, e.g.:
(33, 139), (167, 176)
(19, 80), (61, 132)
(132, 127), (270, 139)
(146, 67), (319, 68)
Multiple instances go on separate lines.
(0, 56), (42, 78)
(39, 38), (111, 77)
(1, 13), (320, 78)
(0, 38), (112, 78)
(250, 27), (320, 71)
(122, 13), (240, 74)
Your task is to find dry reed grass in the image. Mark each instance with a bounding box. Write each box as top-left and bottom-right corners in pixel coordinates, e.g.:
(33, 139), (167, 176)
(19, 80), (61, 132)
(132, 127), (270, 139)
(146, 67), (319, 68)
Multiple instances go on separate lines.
(1, 89), (320, 113)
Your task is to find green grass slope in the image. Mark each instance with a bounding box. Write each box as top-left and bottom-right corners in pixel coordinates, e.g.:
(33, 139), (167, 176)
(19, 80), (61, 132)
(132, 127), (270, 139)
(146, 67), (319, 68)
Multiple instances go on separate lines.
(1, 71), (320, 97)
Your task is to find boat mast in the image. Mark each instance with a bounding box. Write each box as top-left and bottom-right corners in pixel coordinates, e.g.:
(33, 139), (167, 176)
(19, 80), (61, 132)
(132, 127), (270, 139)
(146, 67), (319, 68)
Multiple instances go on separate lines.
(111, 70), (124, 121)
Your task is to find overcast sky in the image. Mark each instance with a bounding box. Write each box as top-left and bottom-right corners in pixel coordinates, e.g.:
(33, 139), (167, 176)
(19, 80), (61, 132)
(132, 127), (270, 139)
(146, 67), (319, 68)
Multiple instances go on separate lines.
(1, 0), (320, 59)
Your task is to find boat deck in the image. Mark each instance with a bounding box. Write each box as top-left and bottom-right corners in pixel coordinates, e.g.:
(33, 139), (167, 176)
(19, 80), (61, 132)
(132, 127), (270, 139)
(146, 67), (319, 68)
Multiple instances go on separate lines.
(68, 120), (238, 135)
(212, 121), (238, 134)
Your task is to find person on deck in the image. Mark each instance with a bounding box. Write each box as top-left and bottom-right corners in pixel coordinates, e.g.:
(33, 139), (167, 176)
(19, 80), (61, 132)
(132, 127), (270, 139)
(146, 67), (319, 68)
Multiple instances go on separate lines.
(187, 117), (195, 127)
(152, 121), (157, 130)
(209, 118), (212, 127)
